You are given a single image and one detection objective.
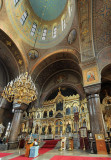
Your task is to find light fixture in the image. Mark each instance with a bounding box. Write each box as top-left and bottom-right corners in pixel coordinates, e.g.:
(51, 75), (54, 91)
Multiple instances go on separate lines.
(2, 72), (37, 105)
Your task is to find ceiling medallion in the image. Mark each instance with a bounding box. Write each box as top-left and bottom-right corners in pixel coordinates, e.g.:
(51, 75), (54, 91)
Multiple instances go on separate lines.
(28, 49), (39, 60)
(68, 28), (77, 45)
(0, 0), (3, 11)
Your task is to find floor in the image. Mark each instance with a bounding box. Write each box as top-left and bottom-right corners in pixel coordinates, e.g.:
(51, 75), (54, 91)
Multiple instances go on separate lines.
(0, 149), (111, 160)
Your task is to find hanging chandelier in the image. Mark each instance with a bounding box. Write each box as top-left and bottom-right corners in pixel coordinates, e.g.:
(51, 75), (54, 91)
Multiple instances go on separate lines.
(2, 72), (37, 105)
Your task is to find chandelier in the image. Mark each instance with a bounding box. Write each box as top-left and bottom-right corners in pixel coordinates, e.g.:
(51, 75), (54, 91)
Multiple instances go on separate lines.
(2, 72), (37, 105)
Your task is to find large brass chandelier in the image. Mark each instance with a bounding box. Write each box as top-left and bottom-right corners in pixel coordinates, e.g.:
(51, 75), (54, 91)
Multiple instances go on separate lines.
(2, 72), (37, 105)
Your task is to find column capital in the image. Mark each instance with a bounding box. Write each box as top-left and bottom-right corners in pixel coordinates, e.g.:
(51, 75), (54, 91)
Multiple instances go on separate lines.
(84, 83), (101, 96)
(14, 110), (23, 113)
(13, 103), (28, 111)
(87, 94), (100, 100)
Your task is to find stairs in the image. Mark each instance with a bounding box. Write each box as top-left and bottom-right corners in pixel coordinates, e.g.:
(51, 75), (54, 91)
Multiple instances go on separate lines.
(41, 140), (60, 149)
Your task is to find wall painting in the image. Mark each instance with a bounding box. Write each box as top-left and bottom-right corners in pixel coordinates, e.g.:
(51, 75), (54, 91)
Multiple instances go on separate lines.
(83, 66), (100, 86)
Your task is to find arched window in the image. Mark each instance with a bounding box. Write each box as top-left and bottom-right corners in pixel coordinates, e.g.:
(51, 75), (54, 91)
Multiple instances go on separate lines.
(14, 0), (20, 6)
(42, 28), (47, 40)
(52, 26), (57, 38)
(20, 11), (28, 25)
(61, 19), (66, 31)
(31, 23), (37, 36)
(68, 5), (71, 17)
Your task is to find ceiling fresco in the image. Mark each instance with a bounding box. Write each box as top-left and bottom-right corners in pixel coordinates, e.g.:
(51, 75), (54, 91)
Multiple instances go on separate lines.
(5, 0), (75, 49)
(29, 0), (67, 21)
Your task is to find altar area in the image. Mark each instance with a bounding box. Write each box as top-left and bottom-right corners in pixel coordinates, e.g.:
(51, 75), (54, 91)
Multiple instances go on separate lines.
(19, 90), (90, 148)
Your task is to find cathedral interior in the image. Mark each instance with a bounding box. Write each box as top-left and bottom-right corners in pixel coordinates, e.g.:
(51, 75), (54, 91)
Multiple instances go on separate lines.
(0, 0), (111, 159)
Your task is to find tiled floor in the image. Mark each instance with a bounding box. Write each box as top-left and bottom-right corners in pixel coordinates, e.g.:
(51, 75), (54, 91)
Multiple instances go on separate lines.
(1, 149), (111, 160)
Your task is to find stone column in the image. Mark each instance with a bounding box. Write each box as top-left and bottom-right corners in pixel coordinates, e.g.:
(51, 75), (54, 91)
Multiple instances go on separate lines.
(84, 83), (105, 138)
(9, 110), (23, 142)
(0, 108), (5, 124)
(8, 110), (23, 149)
(87, 94), (105, 137)
(0, 98), (11, 123)
(8, 103), (28, 149)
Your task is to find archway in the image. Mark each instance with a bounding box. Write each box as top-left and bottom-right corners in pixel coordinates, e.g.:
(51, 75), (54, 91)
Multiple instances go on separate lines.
(100, 64), (111, 132)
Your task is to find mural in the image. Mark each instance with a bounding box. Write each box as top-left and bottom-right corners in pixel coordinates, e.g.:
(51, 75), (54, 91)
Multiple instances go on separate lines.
(93, 0), (111, 55)
(68, 29), (77, 45)
(78, 0), (94, 61)
(87, 71), (95, 82)
(28, 50), (39, 60)
(83, 66), (100, 86)
(5, 0), (75, 49)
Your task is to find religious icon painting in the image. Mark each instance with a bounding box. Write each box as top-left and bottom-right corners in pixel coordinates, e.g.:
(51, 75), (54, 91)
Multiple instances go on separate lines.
(28, 49), (39, 60)
(83, 66), (100, 86)
(68, 28), (77, 45)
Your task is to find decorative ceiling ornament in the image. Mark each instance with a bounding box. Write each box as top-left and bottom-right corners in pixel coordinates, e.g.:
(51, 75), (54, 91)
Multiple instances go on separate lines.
(2, 72), (37, 105)
(28, 49), (39, 60)
(0, 0), (3, 11)
(68, 28), (77, 45)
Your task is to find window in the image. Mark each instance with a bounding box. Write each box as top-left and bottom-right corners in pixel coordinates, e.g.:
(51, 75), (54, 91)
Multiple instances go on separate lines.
(68, 5), (71, 17)
(14, 0), (20, 6)
(61, 19), (66, 31)
(52, 26), (57, 38)
(20, 11), (28, 25)
(30, 23), (37, 36)
(42, 28), (47, 40)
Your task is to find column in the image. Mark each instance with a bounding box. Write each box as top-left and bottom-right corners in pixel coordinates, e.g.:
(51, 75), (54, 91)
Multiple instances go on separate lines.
(0, 108), (5, 124)
(84, 84), (105, 137)
(8, 110), (23, 149)
(0, 98), (11, 123)
(8, 103), (28, 149)
(87, 94), (105, 137)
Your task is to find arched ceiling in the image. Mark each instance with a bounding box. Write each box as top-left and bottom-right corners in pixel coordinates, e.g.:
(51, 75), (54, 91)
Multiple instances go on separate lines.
(0, 29), (26, 79)
(35, 59), (82, 88)
(29, 0), (67, 21)
(31, 52), (82, 96)
(101, 64), (111, 83)
(31, 51), (81, 80)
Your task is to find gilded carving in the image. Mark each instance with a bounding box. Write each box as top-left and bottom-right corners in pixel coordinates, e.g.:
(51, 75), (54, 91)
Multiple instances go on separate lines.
(20, 90), (90, 136)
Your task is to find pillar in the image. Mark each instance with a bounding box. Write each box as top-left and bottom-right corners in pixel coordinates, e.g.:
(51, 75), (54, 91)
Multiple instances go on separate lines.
(0, 98), (12, 136)
(8, 110), (23, 149)
(84, 83), (105, 138)
(0, 108), (5, 124)
(8, 103), (28, 149)
(87, 94), (105, 137)
(0, 98), (11, 123)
